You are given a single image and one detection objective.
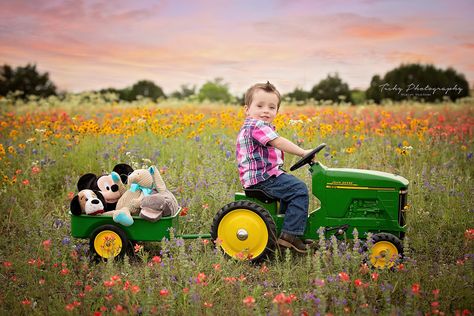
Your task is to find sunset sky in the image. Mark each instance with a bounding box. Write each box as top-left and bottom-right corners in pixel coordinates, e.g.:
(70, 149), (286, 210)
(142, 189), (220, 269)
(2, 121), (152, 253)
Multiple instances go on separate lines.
(1, 0), (473, 95)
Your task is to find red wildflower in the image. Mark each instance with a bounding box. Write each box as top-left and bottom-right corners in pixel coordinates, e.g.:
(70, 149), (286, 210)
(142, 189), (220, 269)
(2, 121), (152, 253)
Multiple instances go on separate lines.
(354, 279), (363, 287)
(213, 263), (221, 271)
(65, 303), (75, 311)
(179, 207), (189, 216)
(3, 261), (12, 268)
(111, 275), (122, 283)
(260, 264), (269, 273)
(197, 272), (207, 284)
(273, 293), (297, 305)
(114, 305), (124, 313)
(22, 179), (30, 185)
(338, 272), (350, 282)
(134, 244), (143, 253)
(203, 301), (213, 308)
(465, 229), (474, 240)
(123, 280), (131, 290)
(104, 280), (115, 287)
(224, 277), (237, 284)
(182, 287), (189, 294)
(371, 272), (379, 282)
(243, 296), (256, 307)
(432, 288), (440, 299)
(411, 283), (421, 296)
(202, 239), (209, 245)
(159, 289), (169, 297)
(21, 299), (31, 306)
(67, 191), (74, 200)
(151, 255), (162, 264)
(42, 239), (51, 251)
(60, 268), (70, 275)
(31, 166), (41, 174)
(131, 285), (140, 294)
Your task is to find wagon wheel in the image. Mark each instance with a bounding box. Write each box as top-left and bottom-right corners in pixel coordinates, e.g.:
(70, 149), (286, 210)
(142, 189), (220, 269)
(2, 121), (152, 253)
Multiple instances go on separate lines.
(90, 225), (130, 260)
(210, 201), (277, 263)
(368, 233), (403, 269)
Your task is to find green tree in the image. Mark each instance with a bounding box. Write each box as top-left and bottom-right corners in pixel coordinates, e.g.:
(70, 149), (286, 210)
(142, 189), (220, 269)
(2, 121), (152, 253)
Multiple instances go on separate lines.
(366, 75), (383, 104)
(126, 80), (165, 101)
(198, 78), (232, 103)
(0, 63), (57, 99)
(286, 87), (310, 102)
(310, 73), (352, 103)
(366, 64), (469, 103)
(170, 84), (196, 99)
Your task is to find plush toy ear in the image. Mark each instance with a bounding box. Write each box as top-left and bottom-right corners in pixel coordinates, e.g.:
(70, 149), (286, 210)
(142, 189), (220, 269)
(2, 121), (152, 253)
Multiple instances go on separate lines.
(70, 195), (82, 215)
(77, 173), (99, 191)
(113, 163), (134, 184)
(150, 165), (167, 191)
(95, 191), (106, 207)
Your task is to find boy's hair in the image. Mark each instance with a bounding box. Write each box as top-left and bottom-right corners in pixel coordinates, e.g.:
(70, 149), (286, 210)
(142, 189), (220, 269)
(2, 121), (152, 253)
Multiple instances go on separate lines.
(244, 81), (281, 109)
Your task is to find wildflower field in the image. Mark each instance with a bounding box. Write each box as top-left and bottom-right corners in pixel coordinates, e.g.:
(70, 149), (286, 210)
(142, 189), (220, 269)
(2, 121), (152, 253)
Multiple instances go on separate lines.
(0, 97), (473, 315)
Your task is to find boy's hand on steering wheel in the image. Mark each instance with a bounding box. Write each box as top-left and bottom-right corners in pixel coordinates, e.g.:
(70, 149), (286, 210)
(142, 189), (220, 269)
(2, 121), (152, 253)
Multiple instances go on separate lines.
(302, 149), (318, 162)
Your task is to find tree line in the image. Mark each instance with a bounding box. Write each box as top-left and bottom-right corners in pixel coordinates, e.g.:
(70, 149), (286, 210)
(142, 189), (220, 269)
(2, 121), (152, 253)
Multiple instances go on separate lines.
(0, 63), (470, 104)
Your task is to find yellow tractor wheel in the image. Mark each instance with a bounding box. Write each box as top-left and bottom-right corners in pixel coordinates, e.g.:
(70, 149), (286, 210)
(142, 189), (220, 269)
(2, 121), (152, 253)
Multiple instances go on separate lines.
(368, 233), (403, 269)
(90, 225), (129, 260)
(211, 201), (277, 263)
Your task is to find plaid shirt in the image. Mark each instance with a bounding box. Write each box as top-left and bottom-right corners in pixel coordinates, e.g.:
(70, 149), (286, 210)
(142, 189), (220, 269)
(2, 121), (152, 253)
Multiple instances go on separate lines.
(236, 118), (284, 188)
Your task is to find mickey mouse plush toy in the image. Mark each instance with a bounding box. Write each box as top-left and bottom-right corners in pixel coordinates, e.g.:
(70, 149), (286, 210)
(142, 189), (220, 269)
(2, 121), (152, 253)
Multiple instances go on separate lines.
(76, 164), (134, 211)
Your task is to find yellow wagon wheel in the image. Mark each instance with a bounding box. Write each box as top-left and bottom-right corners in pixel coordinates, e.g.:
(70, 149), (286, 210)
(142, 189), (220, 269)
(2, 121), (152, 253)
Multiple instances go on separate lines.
(368, 233), (403, 269)
(90, 225), (129, 260)
(211, 201), (277, 263)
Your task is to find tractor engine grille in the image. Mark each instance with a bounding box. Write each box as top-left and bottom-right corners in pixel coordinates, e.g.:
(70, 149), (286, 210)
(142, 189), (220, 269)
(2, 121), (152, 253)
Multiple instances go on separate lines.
(398, 189), (408, 227)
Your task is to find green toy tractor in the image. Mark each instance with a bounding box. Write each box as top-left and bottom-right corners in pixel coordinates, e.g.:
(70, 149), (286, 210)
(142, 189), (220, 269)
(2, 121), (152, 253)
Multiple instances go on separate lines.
(210, 143), (409, 268)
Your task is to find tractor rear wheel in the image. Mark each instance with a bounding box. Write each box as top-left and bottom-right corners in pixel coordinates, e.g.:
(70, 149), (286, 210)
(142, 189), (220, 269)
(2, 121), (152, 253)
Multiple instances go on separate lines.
(210, 201), (277, 263)
(368, 233), (403, 269)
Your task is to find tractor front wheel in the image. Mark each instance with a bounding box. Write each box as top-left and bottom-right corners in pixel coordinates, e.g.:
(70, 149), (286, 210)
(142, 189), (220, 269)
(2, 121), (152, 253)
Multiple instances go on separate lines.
(210, 201), (277, 263)
(368, 233), (403, 269)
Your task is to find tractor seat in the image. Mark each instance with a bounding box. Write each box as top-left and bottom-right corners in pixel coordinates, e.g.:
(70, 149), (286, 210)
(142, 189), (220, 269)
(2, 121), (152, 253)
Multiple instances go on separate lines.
(244, 189), (276, 203)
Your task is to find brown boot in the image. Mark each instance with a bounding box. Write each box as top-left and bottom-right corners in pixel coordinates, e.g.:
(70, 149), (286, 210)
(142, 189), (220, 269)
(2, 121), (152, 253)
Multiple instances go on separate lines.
(277, 232), (308, 254)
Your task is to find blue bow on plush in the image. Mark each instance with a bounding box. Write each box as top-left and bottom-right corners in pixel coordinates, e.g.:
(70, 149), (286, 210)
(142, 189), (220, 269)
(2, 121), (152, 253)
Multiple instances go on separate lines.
(129, 183), (154, 196)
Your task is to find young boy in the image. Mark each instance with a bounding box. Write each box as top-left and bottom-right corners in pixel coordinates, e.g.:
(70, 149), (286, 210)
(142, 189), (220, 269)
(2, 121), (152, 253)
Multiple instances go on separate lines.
(236, 81), (313, 253)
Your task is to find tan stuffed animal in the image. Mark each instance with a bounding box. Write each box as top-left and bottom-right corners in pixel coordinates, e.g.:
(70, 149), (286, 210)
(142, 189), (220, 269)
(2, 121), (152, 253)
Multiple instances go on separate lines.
(112, 166), (162, 226)
(139, 170), (179, 222)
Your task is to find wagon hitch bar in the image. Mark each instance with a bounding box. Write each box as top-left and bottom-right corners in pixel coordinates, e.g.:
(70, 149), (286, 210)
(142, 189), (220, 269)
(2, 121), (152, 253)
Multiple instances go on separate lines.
(324, 224), (349, 236)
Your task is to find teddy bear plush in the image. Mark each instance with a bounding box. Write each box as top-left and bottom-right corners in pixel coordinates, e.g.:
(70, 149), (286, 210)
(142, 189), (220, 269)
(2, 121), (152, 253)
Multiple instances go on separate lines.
(77, 164), (133, 211)
(111, 165), (163, 226)
(70, 189), (106, 215)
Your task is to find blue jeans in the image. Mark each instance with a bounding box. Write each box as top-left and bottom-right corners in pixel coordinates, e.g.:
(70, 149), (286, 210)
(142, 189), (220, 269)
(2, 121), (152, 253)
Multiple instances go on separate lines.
(250, 173), (308, 236)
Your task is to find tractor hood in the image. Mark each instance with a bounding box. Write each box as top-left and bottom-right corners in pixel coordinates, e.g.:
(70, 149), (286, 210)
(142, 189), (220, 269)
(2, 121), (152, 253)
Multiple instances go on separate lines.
(312, 163), (409, 191)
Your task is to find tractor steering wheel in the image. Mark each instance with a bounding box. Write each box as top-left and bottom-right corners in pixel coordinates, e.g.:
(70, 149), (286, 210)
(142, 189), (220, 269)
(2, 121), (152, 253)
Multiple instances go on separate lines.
(290, 143), (327, 171)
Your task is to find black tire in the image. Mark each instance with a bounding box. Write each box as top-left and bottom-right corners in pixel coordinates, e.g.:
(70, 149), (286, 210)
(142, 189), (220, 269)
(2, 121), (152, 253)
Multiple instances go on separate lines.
(366, 232), (403, 269)
(89, 225), (130, 261)
(210, 201), (277, 263)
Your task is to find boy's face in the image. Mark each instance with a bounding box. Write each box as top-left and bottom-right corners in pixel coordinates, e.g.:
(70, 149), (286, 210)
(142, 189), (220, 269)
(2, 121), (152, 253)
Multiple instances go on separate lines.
(245, 89), (279, 124)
